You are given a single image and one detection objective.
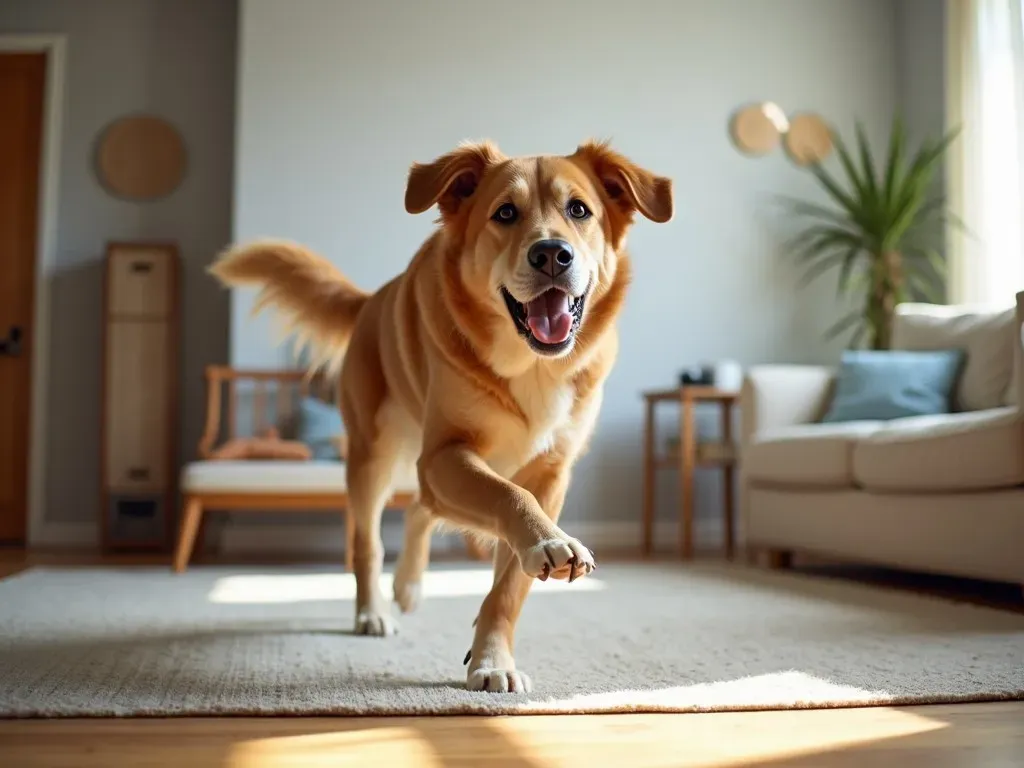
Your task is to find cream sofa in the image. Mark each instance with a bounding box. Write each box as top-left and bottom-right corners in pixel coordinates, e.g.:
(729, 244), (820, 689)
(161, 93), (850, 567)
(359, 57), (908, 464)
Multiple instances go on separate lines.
(739, 292), (1024, 587)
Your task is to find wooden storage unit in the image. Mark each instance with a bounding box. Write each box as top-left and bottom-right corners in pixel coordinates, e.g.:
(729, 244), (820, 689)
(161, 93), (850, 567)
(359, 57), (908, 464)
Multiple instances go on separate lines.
(100, 242), (179, 551)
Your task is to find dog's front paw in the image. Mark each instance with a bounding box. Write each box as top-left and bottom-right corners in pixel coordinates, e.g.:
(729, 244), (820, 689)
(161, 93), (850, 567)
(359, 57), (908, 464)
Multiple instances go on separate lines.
(519, 534), (595, 582)
(467, 666), (533, 694)
(354, 608), (399, 636)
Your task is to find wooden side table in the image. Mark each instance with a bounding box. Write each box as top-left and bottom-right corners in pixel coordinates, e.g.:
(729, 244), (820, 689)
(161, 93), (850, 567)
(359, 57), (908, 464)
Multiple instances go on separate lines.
(641, 387), (739, 559)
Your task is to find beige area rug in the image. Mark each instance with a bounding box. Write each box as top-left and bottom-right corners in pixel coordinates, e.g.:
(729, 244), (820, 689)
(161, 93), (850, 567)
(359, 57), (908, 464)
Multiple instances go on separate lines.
(1, 562), (1022, 717)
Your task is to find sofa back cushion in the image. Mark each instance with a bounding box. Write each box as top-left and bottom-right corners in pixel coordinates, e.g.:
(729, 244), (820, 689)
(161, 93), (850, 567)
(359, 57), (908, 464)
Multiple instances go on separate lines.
(892, 302), (1016, 411)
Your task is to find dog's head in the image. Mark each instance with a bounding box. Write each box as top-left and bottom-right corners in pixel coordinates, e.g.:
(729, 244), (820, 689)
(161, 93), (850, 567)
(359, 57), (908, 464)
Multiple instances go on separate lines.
(405, 141), (673, 364)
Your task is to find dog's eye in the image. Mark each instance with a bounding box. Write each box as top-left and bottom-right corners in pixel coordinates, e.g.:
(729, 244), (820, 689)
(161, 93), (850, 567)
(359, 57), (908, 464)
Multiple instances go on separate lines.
(567, 199), (591, 220)
(492, 203), (518, 224)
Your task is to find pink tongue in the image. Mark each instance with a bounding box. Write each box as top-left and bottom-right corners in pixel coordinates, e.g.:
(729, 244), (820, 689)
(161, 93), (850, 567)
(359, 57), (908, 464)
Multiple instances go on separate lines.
(526, 289), (573, 345)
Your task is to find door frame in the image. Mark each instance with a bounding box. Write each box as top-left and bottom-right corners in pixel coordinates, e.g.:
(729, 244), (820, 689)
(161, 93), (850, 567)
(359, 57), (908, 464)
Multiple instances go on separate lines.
(0, 35), (67, 546)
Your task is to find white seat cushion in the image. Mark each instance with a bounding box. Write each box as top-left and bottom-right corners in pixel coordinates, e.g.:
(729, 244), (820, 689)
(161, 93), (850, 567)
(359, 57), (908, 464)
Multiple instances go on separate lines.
(744, 421), (883, 488)
(181, 460), (419, 494)
(852, 407), (1024, 492)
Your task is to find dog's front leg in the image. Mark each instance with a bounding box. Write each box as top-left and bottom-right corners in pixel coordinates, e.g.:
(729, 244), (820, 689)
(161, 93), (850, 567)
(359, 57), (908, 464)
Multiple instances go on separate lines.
(464, 455), (574, 693)
(419, 442), (594, 580)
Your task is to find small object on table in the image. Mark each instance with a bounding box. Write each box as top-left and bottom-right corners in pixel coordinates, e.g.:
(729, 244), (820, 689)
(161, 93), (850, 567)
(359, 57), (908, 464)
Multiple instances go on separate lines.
(641, 387), (739, 560)
(679, 365), (715, 387)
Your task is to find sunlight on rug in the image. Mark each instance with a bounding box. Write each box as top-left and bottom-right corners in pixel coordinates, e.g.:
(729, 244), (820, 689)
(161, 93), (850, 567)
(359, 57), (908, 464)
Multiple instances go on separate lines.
(545, 670), (887, 711)
(207, 568), (608, 604)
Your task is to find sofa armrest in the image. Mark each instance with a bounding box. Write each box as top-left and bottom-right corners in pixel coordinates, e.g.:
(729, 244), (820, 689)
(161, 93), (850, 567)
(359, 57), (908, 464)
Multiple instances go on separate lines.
(1014, 291), (1024, 409)
(740, 365), (836, 445)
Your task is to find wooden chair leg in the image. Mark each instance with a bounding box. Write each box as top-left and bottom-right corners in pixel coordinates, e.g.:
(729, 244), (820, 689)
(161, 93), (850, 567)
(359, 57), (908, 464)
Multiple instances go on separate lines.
(767, 549), (793, 570)
(344, 508), (355, 572)
(172, 496), (204, 573)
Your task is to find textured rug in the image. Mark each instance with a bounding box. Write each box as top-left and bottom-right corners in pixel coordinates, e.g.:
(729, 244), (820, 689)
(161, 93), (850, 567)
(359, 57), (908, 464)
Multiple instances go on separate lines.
(1, 562), (1022, 717)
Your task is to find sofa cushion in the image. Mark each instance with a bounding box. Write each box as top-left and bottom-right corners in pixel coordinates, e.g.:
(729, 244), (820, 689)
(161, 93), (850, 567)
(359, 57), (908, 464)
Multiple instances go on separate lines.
(852, 407), (1024, 492)
(892, 302), (1016, 411)
(181, 460), (419, 494)
(821, 349), (963, 423)
(744, 421), (883, 488)
(296, 397), (345, 460)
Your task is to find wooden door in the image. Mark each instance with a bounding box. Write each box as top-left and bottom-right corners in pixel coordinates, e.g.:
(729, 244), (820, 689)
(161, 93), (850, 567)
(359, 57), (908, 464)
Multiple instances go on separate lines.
(0, 53), (46, 544)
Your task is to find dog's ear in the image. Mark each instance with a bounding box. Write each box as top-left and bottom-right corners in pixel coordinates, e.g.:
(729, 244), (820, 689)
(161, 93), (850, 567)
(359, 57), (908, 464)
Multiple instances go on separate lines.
(404, 141), (506, 217)
(573, 140), (674, 224)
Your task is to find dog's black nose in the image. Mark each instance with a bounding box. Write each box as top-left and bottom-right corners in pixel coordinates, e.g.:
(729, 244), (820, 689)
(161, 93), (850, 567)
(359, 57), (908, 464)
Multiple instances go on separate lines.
(527, 239), (574, 276)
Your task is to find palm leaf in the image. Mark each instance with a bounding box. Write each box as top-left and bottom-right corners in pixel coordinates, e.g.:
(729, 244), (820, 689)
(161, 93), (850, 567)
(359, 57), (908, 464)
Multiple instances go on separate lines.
(847, 324), (867, 349)
(906, 271), (944, 303)
(904, 247), (947, 283)
(797, 252), (847, 288)
(832, 129), (871, 205)
(854, 121), (880, 216)
(808, 163), (870, 228)
(823, 310), (863, 341)
(836, 245), (863, 296)
(882, 115), (906, 205)
(777, 195), (862, 232)
(787, 226), (862, 264)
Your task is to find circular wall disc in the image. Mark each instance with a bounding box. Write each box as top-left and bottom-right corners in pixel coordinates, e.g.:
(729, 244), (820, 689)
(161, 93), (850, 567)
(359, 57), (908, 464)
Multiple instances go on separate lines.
(729, 103), (786, 156)
(96, 115), (186, 200)
(784, 113), (834, 166)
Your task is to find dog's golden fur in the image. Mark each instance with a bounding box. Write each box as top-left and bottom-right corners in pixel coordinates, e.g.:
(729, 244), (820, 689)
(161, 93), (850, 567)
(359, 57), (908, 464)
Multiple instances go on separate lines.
(210, 139), (672, 693)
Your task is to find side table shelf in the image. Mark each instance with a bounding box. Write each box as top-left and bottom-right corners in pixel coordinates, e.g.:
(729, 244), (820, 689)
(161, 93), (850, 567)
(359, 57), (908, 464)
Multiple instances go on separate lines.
(642, 387), (739, 559)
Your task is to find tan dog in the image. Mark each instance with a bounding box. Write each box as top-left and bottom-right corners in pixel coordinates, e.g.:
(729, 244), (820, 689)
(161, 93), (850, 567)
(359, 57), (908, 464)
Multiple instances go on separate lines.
(210, 140), (673, 693)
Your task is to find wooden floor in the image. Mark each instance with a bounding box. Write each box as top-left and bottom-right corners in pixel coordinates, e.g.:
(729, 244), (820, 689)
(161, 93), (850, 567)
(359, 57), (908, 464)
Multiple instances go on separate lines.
(2, 549), (1022, 768)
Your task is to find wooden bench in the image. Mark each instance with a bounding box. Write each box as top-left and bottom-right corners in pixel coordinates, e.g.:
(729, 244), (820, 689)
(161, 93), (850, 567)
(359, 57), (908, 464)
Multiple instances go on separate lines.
(171, 366), (486, 572)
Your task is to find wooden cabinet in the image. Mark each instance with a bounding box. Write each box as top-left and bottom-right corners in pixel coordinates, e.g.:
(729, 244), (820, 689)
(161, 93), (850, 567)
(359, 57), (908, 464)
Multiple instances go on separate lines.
(100, 242), (179, 551)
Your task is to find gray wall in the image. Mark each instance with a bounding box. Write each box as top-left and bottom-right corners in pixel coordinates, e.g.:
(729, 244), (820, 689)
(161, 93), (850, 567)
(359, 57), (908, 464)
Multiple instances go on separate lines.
(0, 0), (237, 529)
(895, 0), (949, 280)
(230, 0), (905, 548)
(896, 0), (948, 145)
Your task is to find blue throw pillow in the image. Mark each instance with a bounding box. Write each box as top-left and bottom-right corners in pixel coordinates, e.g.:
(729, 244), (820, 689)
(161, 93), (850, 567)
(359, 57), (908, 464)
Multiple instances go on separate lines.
(821, 349), (964, 423)
(297, 397), (345, 460)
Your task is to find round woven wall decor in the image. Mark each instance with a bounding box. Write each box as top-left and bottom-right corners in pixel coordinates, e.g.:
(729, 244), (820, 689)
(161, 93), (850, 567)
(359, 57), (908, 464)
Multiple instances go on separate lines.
(95, 115), (186, 200)
(729, 102), (789, 156)
(784, 113), (833, 166)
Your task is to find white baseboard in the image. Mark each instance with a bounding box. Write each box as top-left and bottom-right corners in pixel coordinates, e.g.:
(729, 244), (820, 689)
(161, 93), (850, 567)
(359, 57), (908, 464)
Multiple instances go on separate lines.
(30, 521), (98, 548)
(218, 516), (734, 558)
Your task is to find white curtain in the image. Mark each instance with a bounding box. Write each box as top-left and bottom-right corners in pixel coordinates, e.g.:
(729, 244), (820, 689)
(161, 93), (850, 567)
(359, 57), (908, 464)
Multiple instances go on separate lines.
(946, 0), (1024, 305)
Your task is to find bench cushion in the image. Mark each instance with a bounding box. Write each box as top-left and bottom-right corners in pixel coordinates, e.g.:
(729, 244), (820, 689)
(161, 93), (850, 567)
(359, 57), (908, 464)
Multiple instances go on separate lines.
(181, 460), (418, 494)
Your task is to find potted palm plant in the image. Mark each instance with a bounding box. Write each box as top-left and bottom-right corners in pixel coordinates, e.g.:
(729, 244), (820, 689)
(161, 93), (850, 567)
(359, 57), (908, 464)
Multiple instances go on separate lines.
(783, 117), (962, 350)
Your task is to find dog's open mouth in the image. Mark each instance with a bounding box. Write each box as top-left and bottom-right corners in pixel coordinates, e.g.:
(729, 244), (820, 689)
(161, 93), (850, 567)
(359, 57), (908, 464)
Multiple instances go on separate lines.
(501, 286), (587, 355)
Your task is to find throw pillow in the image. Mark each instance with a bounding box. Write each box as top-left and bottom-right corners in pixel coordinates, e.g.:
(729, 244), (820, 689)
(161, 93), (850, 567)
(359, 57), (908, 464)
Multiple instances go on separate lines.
(821, 349), (965, 423)
(297, 396), (345, 460)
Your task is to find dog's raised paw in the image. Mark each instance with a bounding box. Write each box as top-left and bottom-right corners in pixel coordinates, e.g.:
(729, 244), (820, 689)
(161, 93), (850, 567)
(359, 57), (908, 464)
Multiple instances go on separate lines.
(354, 608), (399, 637)
(393, 579), (422, 614)
(467, 667), (533, 694)
(519, 535), (595, 582)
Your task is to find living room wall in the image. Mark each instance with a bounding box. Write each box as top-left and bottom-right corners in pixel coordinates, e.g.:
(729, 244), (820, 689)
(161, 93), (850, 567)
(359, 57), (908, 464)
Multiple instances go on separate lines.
(0, 0), (237, 542)
(228, 0), (912, 552)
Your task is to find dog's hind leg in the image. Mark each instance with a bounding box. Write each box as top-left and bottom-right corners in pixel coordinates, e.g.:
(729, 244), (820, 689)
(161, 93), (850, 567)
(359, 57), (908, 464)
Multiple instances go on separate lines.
(348, 434), (403, 638)
(393, 497), (435, 614)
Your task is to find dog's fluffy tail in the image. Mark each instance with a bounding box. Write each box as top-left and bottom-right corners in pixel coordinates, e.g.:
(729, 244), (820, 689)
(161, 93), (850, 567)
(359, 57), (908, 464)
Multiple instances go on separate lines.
(209, 238), (369, 373)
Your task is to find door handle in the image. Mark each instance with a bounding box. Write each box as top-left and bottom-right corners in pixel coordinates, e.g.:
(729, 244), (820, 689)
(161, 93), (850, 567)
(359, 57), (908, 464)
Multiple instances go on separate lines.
(0, 326), (22, 357)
